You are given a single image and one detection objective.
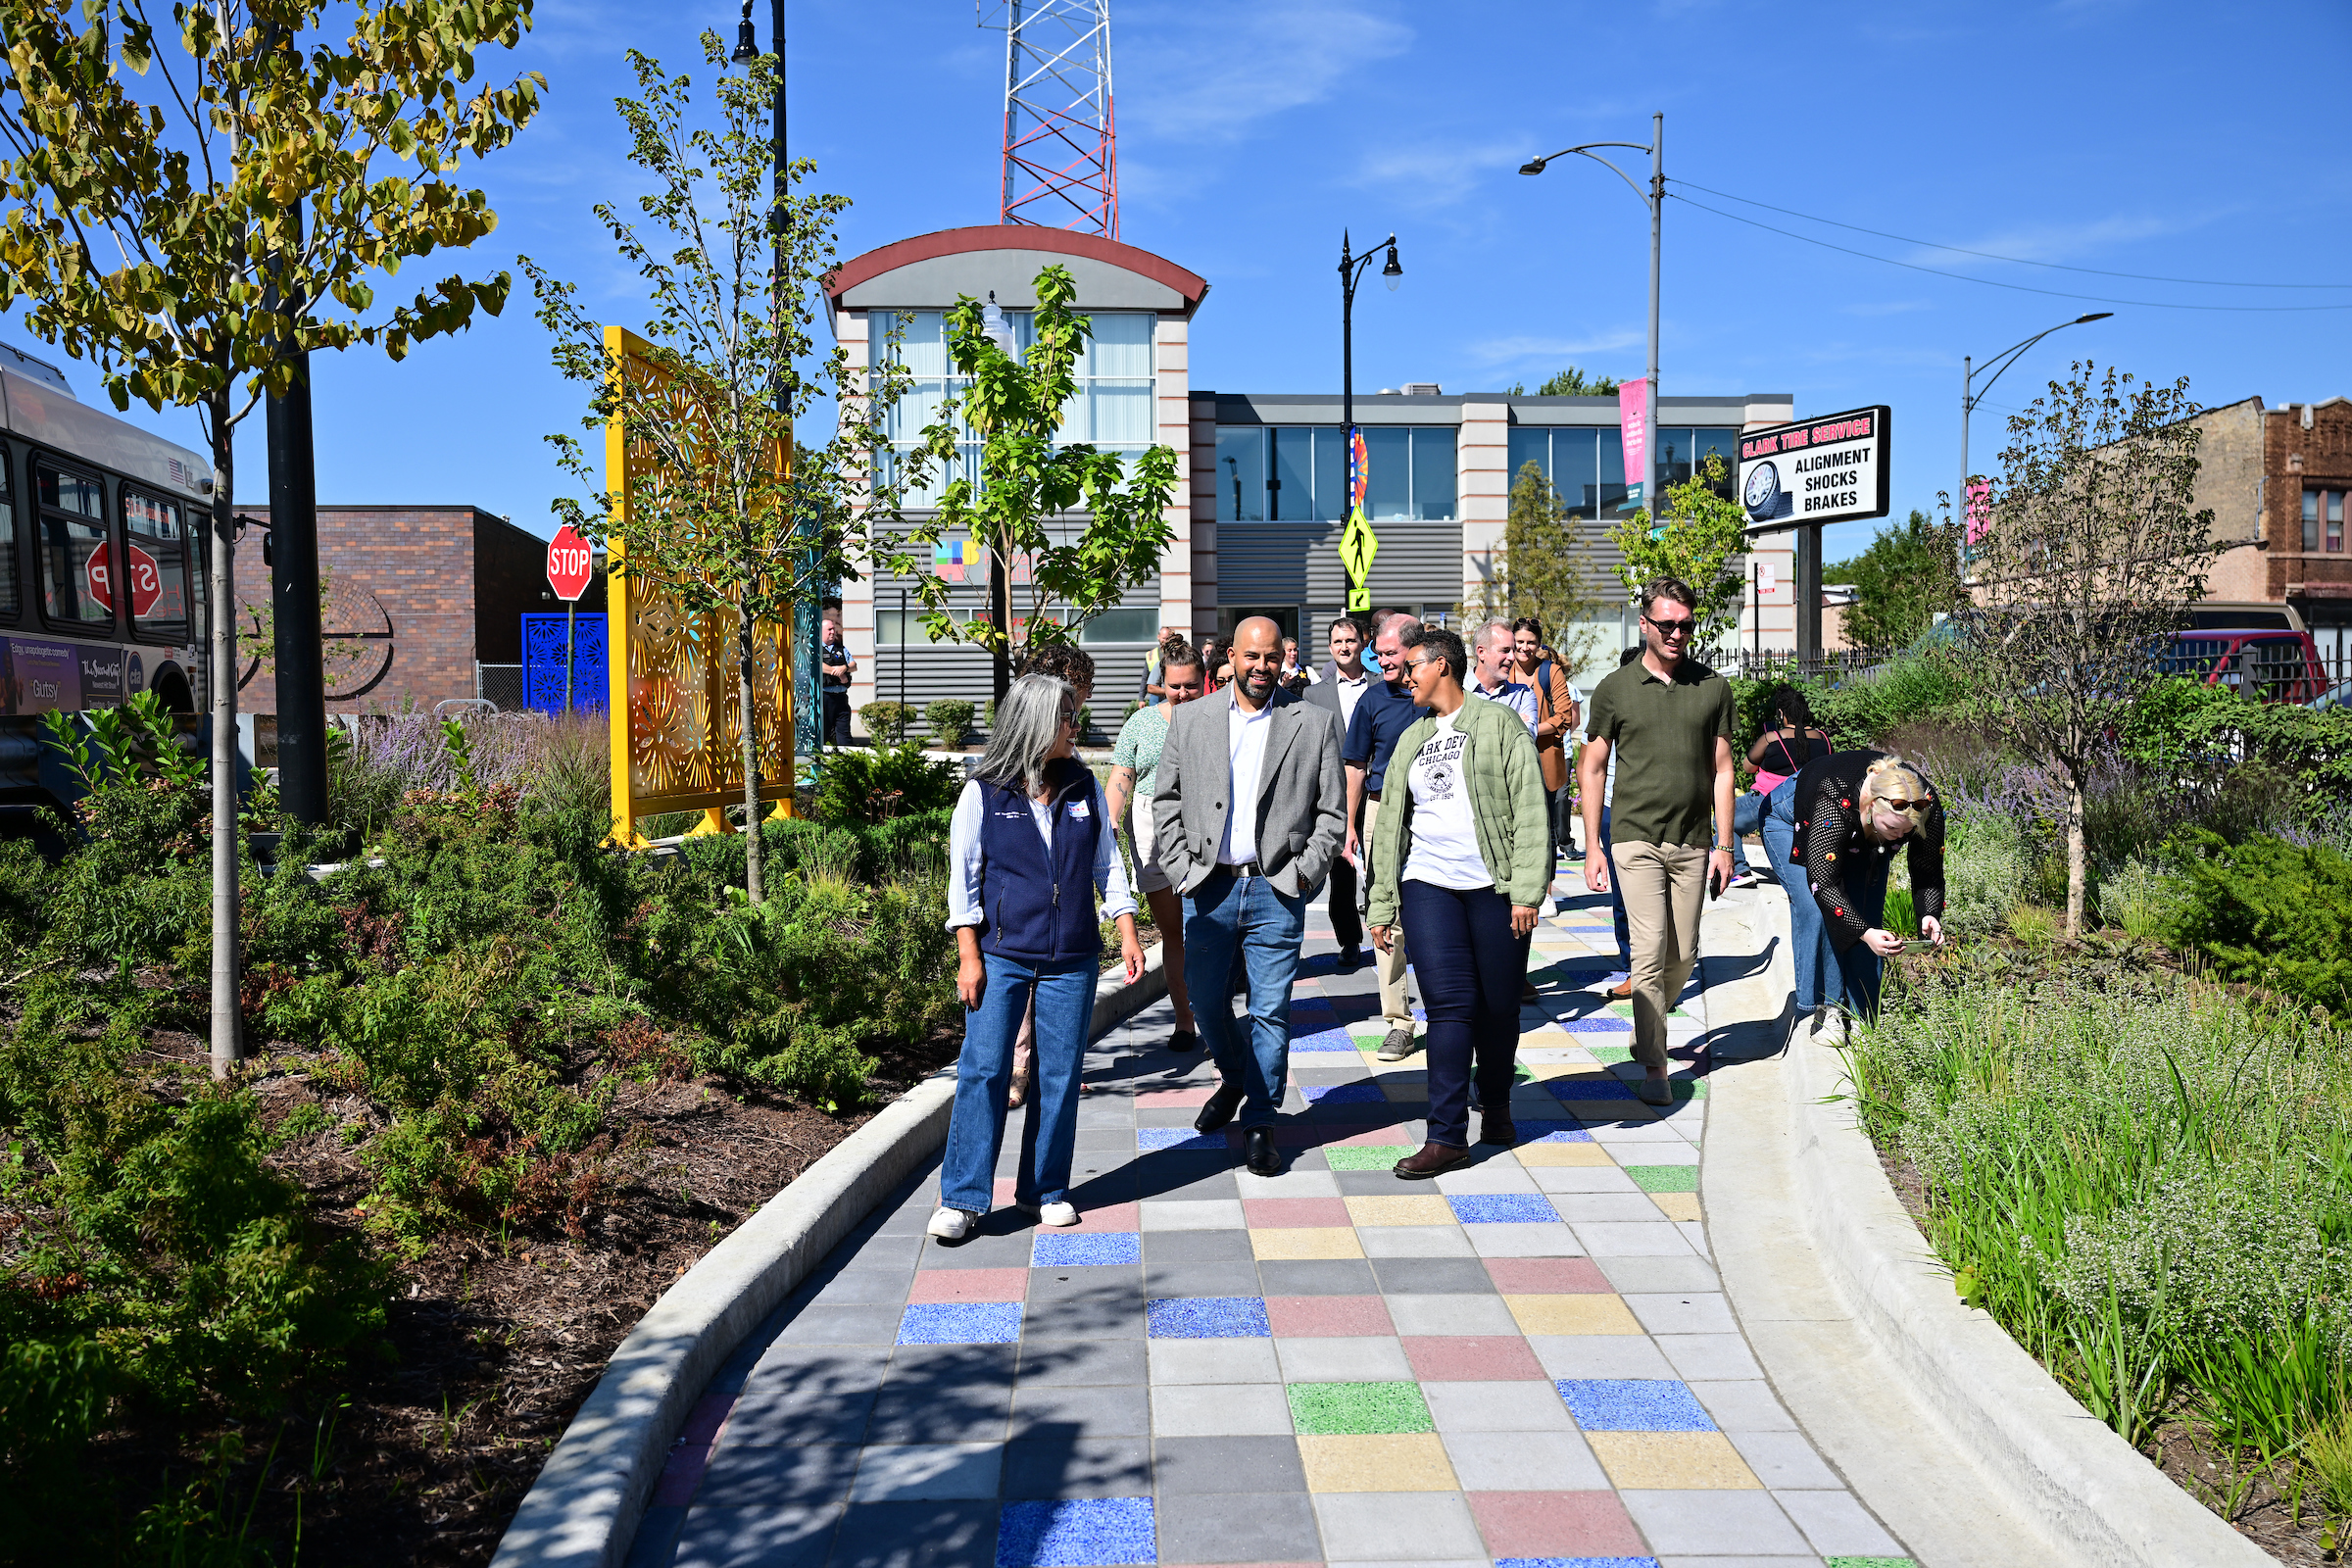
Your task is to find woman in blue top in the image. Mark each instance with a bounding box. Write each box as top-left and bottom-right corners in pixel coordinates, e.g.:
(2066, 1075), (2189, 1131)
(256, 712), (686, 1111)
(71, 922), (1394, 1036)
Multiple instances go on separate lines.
(931, 674), (1144, 1242)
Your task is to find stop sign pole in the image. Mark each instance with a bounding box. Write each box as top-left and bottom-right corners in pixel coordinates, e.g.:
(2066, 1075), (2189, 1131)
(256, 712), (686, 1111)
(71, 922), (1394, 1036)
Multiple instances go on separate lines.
(546, 524), (594, 711)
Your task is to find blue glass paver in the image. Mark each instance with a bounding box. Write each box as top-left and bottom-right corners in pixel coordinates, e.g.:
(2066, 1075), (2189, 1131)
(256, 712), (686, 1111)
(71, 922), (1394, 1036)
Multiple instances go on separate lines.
(1137, 1128), (1225, 1152)
(1495, 1559), (1661, 1568)
(1145, 1296), (1271, 1338)
(1289, 1026), (1361, 1053)
(1548, 1079), (1637, 1102)
(897, 1301), (1024, 1345)
(1033, 1232), (1143, 1266)
(997, 1497), (1157, 1567)
(1558, 1016), (1635, 1034)
(1512, 1120), (1595, 1143)
(1300, 1081), (1385, 1104)
(1446, 1194), (1563, 1224)
(1554, 1378), (1718, 1431)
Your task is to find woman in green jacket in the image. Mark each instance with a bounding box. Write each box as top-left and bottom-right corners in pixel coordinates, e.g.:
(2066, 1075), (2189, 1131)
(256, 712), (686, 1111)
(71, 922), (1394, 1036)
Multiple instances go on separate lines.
(1368, 623), (1552, 1178)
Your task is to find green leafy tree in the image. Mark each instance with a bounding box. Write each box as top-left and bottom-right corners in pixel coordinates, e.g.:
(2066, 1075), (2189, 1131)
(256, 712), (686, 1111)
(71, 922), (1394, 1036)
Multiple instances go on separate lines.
(896, 265), (1180, 702)
(1464, 461), (1603, 670)
(0, 0), (542, 1075)
(1506, 366), (1620, 396)
(1822, 509), (1965, 649)
(525, 39), (919, 906)
(1607, 455), (1749, 649)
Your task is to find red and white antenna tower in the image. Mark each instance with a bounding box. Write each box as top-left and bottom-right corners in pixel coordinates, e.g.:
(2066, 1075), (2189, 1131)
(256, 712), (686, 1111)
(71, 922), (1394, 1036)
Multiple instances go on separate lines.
(977, 0), (1118, 238)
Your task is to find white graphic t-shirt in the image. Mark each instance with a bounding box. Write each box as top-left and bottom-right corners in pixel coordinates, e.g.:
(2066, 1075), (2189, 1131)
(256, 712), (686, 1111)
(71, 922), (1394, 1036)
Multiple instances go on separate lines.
(1402, 711), (1492, 891)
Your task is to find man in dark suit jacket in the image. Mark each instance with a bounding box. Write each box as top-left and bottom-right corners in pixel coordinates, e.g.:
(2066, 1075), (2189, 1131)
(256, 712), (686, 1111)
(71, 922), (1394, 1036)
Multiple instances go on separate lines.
(1298, 614), (1372, 969)
(1153, 616), (1347, 1175)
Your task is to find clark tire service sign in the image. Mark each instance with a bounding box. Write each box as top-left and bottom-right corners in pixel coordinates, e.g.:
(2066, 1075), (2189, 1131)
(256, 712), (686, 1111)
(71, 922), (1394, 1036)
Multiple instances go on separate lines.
(1738, 406), (1891, 532)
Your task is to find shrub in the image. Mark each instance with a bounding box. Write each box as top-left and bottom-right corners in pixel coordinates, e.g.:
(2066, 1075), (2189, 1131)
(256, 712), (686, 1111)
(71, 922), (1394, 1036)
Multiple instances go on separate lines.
(812, 742), (962, 827)
(923, 699), (976, 750)
(2096, 856), (2188, 940)
(858, 701), (916, 746)
(2169, 831), (2352, 1012)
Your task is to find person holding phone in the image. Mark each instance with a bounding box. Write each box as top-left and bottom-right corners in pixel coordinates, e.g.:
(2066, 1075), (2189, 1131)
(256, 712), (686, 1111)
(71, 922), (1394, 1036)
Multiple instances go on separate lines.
(1792, 751), (1947, 1030)
(1576, 578), (1737, 1106)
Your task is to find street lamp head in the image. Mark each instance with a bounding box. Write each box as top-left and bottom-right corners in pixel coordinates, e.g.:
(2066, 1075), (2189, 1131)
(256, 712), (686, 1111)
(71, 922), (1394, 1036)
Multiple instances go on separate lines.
(731, 2), (759, 63)
(1382, 242), (1402, 291)
(2075, 312), (2115, 324)
(1518, 158), (1547, 176)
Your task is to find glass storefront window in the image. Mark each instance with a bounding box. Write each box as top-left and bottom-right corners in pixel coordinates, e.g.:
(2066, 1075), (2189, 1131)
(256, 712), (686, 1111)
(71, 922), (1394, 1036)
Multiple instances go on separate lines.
(1507, 427), (1549, 492)
(1598, 426), (1630, 515)
(123, 491), (189, 641)
(36, 461), (112, 628)
(1217, 426), (1265, 522)
(1079, 607), (1160, 644)
(1362, 426), (1410, 520)
(1226, 425), (1458, 522)
(1410, 428), (1455, 520)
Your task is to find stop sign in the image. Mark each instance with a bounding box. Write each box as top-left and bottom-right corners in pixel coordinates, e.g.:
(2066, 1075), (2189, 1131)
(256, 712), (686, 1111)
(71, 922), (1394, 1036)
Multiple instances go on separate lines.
(546, 523), (594, 602)
(86, 543), (164, 618)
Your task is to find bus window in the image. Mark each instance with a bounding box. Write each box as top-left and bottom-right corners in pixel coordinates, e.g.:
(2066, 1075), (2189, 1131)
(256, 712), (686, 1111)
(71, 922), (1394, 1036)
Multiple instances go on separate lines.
(35, 460), (114, 630)
(0, 450), (17, 616)
(122, 490), (189, 643)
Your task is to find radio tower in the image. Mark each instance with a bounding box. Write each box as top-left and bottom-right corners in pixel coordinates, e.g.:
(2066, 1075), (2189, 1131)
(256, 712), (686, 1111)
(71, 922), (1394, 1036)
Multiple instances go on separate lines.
(978, 0), (1118, 238)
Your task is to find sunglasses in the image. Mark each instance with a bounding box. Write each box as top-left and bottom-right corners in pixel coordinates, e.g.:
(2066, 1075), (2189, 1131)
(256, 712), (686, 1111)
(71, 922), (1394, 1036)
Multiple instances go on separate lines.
(1875, 798), (1926, 813)
(1057, 709), (1078, 726)
(1642, 615), (1694, 639)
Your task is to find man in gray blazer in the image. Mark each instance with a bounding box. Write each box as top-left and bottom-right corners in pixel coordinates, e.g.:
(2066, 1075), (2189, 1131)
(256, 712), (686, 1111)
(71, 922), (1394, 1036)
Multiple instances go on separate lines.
(1153, 616), (1348, 1175)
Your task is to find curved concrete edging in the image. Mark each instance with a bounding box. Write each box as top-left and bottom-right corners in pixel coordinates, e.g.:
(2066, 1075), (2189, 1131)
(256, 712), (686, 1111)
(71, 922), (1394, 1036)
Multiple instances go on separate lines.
(1709, 887), (2266, 1568)
(490, 945), (1170, 1568)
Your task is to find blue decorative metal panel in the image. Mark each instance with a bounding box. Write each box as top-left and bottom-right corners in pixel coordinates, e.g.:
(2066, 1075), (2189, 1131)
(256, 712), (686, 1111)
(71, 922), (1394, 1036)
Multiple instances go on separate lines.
(522, 612), (608, 714)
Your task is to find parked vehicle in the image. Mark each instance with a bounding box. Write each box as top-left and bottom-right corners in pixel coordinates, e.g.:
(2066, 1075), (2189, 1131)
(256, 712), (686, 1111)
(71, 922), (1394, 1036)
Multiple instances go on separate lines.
(2159, 629), (2328, 705)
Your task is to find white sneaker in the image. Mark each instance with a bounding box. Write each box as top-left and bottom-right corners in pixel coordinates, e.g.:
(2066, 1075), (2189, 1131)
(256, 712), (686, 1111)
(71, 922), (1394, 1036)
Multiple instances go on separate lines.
(1036, 1201), (1080, 1228)
(925, 1206), (973, 1241)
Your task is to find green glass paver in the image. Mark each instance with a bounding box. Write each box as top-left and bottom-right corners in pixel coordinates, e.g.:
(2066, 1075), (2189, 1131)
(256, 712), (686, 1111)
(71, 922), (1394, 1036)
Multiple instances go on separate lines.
(1287, 1379), (1434, 1434)
(1623, 1164), (1700, 1193)
(1323, 1145), (1415, 1170)
(1587, 1045), (1635, 1063)
(1826, 1560), (1918, 1568)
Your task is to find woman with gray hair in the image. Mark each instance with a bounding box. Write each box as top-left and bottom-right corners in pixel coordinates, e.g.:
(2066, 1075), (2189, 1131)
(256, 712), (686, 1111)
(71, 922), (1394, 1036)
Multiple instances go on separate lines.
(931, 674), (1143, 1242)
(1791, 750), (1948, 1028)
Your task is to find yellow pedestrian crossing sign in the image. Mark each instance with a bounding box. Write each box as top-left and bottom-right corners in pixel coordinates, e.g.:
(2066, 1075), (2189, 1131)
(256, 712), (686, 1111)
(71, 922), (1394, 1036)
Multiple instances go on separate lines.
(1340, 507), (1379, 612)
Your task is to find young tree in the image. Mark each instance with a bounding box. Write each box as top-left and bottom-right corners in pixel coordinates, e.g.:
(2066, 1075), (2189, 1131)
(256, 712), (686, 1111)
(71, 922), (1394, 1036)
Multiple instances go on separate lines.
(894, 265), (1180, 701)
(1607, 455), (1750, 649)
(525, 40), (918, 906)
(1962, 362), (2215, 936)
(0, 0), (541, 1076)
(1463, 460), (1603, 670)
(1822, 509), (1966, 649)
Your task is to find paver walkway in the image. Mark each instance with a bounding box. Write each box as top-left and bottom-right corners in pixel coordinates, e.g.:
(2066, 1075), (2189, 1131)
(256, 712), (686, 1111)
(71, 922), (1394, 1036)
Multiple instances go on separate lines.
(623, 875), (1920, 1568)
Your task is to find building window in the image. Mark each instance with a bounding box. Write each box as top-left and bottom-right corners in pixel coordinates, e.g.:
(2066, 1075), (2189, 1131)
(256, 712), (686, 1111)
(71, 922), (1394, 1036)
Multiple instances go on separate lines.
(1511, 423), (1736, 515)
(2307, 489), (2347, 553)
(2331, 491), (2345, 553)
(36, 459), (112, 628)
(1215, 426), (1455, 522)
(2306, 490), (2321, 552)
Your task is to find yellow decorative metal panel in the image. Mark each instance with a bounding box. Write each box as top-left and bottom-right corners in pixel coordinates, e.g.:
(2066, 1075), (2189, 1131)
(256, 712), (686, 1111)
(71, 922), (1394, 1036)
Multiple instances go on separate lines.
(604, 324), (799, 845)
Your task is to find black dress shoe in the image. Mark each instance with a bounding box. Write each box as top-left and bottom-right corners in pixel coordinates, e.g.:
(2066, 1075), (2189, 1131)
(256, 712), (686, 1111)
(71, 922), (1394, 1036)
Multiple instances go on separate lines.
(1168, 1027), (1200, 1054)
(1245, 1126), (1283, 1176)
(1194, 1082), (1244, 1133)
(1335, 947), (1365, 973)
(1479, 1111), (1519, 1147)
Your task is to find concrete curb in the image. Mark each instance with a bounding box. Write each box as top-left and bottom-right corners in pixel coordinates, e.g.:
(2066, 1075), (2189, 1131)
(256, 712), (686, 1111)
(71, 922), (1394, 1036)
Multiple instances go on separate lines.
(1735, 880), (2267, 1566)
(490, 944), (1170, 1568)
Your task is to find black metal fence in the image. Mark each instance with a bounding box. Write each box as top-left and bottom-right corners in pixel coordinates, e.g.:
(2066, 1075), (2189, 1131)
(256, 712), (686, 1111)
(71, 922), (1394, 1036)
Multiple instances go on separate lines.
(1704, 642), (2352, 701)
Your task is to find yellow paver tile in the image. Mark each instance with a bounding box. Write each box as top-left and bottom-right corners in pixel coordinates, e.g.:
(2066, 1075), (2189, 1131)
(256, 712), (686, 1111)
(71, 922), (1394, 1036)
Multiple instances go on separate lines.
(1504, 1293), (1642, 1336)
(1250, 1226), (1364, 1260)
(1297, 1433), (1457, 1492)
(1651, 1193), (1702, 1223)
(1344, 1195), (1455, 1227)
(1516, 1143), (1617, 1167)
(1585, 1432), (1760, 1489)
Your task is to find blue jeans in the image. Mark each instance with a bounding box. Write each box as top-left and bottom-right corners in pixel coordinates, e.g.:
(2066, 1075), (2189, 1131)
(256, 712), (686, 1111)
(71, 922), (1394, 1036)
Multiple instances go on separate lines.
(1400, 880), (1529, 1147)
(1761, 780), (1841, 1012)
(1727, 791), (1768, 877)
(1833, 861), (1893, 1022)
(940, 953), (1096, 1213)
(1600, 806), (1631, 969)
(1183, 869), (1308, 1130)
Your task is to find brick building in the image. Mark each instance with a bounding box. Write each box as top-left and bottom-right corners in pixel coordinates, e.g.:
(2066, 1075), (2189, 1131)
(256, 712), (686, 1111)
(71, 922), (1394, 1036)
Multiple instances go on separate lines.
(234, 507), (599, 712)
(2187, 395), (2352, 668)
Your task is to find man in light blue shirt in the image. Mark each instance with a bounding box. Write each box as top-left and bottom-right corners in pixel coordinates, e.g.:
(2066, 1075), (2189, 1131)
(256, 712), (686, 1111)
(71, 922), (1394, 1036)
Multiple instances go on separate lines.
(1468, 621), (1539, 731)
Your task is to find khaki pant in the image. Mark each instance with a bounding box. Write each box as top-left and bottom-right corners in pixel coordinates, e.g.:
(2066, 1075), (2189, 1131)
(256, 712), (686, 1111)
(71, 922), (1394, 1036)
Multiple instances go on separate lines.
(1614, 840), (1708, 1071)
(1361, 795), (1414, 1027)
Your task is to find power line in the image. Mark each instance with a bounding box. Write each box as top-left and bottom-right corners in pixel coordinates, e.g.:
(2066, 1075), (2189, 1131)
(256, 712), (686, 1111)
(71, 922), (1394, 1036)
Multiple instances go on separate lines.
(1670, 178), (2352, 291)
(1666, 193), (2352, 313)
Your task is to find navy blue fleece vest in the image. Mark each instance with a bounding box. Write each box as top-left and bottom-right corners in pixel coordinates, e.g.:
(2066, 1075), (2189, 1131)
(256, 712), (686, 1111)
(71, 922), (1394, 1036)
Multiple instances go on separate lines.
(977, 759), (1104, 964)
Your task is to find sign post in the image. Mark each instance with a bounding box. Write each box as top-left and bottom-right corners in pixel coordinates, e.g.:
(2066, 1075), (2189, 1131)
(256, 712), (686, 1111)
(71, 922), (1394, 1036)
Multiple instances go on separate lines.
(545, 522), (594, 712)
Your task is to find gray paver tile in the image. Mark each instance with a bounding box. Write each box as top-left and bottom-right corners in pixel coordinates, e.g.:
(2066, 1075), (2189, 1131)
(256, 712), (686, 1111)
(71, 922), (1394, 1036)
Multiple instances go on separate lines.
(1275, 1334), (1412, 1381)
(1727, 1432), (1843, 1490)
(1552, 1194), (1678, 1222)
(849, 1444), (1003, 1502)
(1311, 1491), (1486, 1560)
(1233, 1167), (1343, 1198)
(1383, 1294), (1518, 1336)
(1140, 1229), (1255, 1264)
(1142, 1199), (1247, 1230)
(1618, 1490), (1809, 1555)
(1527, 1166), (1642, 1194)
(1592, 1255), (1722, 1295)
(724, 1388), (876, 1447)
(1655, 1332), (1765, 1381)
(829, 1500), (1002, 1568)
(1432, 1163), (1540, 1195)
(695, 1443), (861, 1508)
(1152, 1434), (1308, 1493)
(1257, 1258), (1381, 1296)
(1156, 1491), (1322, 1562)
(835, 1234), (928, 1268)
(1370, 1257), (1497, 1294)
(1013, 1337), (1147, 1387)
(1527, 1334), (1677, 1380)
(1571, 1221), (1695, 1257)
(1687, 1379), (1798, 1433)
(797, 1268), (920, 1307)
(670, 1503), (839, 1568)
(773, 1304), (903, 1347)
(1357, 1224), (1476, 1257)
(1020, 1291), (1147, 1339)
(1625, 1293), (1740, 1336)
(743, 1346), (892, 1399)
(1439, 1427), (1607, 1491)
(1421, 1379), (1577, 1432)
(1006, 1382), (1151, 1438)
(1144, 1261), (1262, 1298)
(1655, 1558), (1822, 1568)
(1773, 1487), (1905, 1555)
(1149, 1338), (1280, 1385)
(998, 1436), (1153, 1497)
(1464, 1221), (1585, 1257)
(1149, 1382), (1296, 1436)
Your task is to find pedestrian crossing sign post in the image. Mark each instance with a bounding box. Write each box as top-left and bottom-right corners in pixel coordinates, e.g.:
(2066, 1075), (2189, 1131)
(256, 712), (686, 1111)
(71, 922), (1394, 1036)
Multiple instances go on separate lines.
(1341, 427), (1379, 612)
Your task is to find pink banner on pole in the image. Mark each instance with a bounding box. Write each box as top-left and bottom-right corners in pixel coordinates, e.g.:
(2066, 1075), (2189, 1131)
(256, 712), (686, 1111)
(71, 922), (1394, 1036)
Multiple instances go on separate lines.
(1964, 479), (1991, 544)
(1618, 378), (1648, 504)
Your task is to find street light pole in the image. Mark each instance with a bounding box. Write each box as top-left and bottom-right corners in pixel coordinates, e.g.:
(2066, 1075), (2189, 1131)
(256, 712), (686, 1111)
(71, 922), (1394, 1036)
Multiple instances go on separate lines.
(1338, 230), (1401, 614)
(1961, 313), (2114, 532)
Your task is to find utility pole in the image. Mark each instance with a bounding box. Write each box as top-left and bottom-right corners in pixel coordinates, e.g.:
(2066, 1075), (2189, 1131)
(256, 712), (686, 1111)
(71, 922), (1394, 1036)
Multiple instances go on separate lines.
(267, 19), (326, 829)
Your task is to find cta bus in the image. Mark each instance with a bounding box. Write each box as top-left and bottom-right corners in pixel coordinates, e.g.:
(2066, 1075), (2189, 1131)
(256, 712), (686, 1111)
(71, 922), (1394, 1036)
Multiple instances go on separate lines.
(0, 341), (216, 799)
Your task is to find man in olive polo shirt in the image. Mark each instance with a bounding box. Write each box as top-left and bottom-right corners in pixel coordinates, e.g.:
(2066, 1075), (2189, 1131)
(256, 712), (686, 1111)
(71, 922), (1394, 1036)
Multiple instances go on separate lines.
(1578, 577), (1737, 1105)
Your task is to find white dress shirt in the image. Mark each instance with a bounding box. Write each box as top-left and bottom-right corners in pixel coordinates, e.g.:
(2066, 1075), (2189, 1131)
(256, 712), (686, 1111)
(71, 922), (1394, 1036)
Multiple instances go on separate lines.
(1218, 692), (1276, 865)
(1319, 662), (1372, 726)
(945, 775), (1137, 932)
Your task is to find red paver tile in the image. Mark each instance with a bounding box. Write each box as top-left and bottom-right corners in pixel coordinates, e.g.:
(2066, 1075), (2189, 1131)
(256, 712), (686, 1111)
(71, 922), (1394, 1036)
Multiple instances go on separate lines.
(1138, 1087), (1217, 1107)
(1485, 1256), (1615, 1294)
(676, 1390), (735, 1446)
(1467, 1490), (1647, 1557)
(650, 1443), (710, 1507)
(994, 1177), (1018, 1205)
(906, 1267), (1029, 1303)
(1243, 1197), (1352, 1229)
(1400, 1336), (1549, 1382)
(1264, 1295), (1397, 1337)
(1329, 1125), (1420, 1147)
(1064, 1201), (1141, 1233)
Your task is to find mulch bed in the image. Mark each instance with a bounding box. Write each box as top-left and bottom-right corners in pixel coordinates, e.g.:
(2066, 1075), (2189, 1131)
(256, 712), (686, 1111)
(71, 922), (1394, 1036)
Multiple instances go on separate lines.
(65, 1018), (964, 1568)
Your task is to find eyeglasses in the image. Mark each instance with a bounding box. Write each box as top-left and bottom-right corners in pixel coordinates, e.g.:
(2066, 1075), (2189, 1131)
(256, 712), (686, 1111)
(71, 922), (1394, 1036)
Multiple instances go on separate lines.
(1642, 614), (1694, 639)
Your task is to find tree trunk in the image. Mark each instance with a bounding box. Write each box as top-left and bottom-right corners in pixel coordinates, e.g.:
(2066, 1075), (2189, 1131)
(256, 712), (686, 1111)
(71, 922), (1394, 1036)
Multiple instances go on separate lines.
(990, 557), (1011, 704)
(2065, 774), (2087, 939)
(739, 605), (764, 906)
(208, 394), (242, 1078)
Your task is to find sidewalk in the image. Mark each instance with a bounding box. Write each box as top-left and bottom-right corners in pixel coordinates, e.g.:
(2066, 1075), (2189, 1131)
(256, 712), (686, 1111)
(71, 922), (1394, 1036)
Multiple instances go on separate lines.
(622, 877), (1921, 1568)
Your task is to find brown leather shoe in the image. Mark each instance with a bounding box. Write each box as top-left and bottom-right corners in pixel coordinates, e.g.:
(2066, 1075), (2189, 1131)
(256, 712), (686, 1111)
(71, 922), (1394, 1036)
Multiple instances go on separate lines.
(1609, 979), (1633, 1001)
(1393, 1142), (1473, 1180)
(1478, 1112), (1518, 1147)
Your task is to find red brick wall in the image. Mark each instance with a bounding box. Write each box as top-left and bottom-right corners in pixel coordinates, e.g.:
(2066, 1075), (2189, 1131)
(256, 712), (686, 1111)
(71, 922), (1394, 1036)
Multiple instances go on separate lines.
(2266, 401), (2352, 605)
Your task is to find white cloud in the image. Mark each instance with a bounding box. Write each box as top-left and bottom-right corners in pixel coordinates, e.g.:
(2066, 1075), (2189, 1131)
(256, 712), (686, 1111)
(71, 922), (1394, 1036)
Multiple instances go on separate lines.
(1115, 0), (1412, 146)
(1348, 137), (1528, 209)
(1462, 329), (1644, 368)
(1899, 212), (2202, 272)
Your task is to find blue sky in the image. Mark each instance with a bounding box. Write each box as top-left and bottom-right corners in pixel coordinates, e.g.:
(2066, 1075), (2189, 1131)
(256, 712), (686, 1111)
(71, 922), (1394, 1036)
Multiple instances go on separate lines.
(27, 0), (2352, 565)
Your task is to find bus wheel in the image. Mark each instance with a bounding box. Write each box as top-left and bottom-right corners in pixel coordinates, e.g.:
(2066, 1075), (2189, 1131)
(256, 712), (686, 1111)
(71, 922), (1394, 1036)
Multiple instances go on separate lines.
(152, 673), (195, 713)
